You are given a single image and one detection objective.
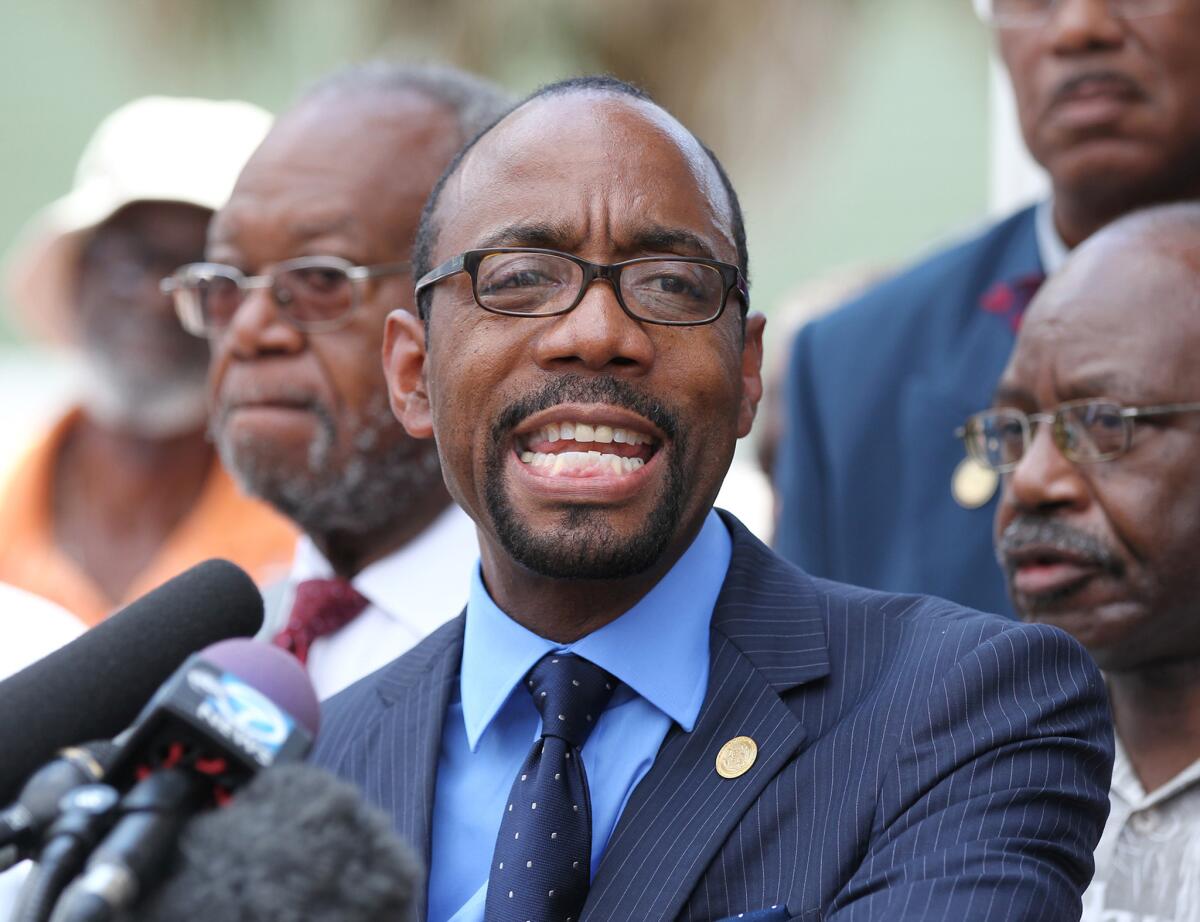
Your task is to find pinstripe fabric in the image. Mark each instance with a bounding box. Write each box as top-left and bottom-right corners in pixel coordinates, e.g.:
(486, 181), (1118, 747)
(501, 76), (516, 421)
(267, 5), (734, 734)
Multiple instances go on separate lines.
(313, 512), (1113, 921)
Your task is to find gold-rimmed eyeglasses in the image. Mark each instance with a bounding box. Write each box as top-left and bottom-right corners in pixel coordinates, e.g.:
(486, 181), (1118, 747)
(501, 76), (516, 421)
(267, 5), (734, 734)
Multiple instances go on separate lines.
(957, 398), (1200, 472)
(161, 257), (410, 337)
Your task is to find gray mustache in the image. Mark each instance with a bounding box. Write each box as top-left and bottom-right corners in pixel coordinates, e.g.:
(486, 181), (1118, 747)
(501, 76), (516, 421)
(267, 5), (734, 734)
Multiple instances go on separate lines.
(996, 516), (1121, 575)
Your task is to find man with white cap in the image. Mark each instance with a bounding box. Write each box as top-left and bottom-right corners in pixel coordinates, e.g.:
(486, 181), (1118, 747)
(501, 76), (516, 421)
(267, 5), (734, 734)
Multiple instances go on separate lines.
(0, 96), (296, 626)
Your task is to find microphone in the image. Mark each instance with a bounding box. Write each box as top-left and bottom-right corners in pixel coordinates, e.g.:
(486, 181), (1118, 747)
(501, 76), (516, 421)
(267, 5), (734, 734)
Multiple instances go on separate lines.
(46, 640), (319, 922)
(125, 765), (420, 922)
(0, 559), (265, 805)
(0, 742), (119, 872)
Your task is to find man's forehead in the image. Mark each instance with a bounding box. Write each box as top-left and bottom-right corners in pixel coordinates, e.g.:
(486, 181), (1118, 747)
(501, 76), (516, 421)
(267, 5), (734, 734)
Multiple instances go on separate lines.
(215, 92), (458, 248)
(438, 92), (734, 250)
(1005, 242), (1200, 398)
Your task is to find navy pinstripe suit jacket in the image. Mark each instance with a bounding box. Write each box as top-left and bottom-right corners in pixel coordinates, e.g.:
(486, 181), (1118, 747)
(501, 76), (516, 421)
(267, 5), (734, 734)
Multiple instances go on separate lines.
(312, 512), (1113, 921)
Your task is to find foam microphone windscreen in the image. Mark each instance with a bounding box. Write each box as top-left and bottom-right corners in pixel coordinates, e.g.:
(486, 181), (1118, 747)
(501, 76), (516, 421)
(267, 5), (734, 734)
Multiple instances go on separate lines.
(130, 764), (420, 922)
(0, 559), (264, 804)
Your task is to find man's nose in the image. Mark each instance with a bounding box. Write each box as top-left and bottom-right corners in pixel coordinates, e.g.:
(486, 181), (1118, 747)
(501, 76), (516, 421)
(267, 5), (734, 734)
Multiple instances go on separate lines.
(1047, 0), (1125, 53)
(222, 285), (306, 359)
(1002, 421), (1090, 514)
(532, 279), (655, 374)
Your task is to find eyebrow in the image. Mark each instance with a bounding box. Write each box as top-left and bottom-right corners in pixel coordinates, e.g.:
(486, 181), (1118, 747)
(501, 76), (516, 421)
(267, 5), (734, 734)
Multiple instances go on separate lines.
(475, 222), (719, 261)
(476, 221), (580, 251)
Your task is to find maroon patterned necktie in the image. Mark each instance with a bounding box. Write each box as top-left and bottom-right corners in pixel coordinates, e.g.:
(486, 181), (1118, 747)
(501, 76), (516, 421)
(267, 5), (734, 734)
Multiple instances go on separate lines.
(980, 272), (1046, 333)
(272, 578), (370, 664)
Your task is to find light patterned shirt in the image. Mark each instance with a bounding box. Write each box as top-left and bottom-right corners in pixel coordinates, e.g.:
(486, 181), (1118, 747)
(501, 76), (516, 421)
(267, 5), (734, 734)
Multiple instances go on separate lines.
(1083, 736), (1200, 922)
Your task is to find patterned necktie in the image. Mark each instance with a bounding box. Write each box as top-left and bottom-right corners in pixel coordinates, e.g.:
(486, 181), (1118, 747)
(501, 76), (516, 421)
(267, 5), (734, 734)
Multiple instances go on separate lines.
(485, 653), (617, 922)
(271, 578), (369, 664)
(980, 271), (1047, 333)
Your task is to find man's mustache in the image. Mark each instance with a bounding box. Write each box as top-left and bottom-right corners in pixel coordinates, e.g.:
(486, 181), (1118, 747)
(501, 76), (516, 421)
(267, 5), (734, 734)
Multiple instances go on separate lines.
(490, 375), (680, 444)
(996, 516), (1122, 576)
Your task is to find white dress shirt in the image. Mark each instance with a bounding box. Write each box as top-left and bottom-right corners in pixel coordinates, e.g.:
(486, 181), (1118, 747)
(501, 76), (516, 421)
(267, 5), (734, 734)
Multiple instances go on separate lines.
(1083, 736), (1200, 922)
(0, 582), (83, 680)
(272, 504), (479, 700)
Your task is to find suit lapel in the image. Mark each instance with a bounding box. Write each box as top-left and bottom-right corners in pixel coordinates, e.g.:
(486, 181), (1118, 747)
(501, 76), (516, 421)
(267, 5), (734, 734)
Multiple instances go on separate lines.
(342, 613), (464, 921)
(585, 518), (830, 920)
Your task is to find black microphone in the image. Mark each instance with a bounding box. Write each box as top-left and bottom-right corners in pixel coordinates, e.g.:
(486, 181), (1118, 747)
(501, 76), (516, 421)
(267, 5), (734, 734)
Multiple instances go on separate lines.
(0, 559), (265, 806)
(0, 742), (119, 872)
(125, 765), (420, 922)
(46, 640), (320, 922)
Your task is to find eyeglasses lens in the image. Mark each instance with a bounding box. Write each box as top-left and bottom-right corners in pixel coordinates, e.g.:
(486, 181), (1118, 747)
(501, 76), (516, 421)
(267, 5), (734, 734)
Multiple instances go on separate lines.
(1057, 402), (1127, 461)
(621, 261), (725, 323)
(971, 409), (1028, 471)
(476, 253), (582, 315)
(274, 264), (355, 326)
(194, 273), (243, 331)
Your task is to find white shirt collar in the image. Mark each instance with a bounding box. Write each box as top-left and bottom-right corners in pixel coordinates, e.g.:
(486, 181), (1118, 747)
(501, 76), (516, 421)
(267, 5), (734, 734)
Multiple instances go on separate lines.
(288, 503), (478, 632)
(1110, 732), (1200, 811)
(1035, 199), (1070, 275)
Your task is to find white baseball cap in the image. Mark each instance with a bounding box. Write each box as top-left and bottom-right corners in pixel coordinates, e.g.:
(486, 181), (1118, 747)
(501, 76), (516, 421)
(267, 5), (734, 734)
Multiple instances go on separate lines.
(4, 95), (272, 343)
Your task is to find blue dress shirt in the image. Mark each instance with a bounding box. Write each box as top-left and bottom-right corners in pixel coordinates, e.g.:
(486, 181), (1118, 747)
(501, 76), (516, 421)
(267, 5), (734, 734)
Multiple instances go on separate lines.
(427, 511), (733, 922)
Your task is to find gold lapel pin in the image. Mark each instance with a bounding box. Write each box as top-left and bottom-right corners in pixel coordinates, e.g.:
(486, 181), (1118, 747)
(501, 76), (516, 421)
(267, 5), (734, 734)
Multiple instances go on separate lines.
(716, 736), (758, 779)
(952, 457), (999, 510)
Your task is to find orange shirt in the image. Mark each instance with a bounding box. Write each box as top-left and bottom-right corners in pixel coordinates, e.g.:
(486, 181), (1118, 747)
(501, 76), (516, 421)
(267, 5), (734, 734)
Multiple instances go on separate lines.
(0, 409), (298, 626)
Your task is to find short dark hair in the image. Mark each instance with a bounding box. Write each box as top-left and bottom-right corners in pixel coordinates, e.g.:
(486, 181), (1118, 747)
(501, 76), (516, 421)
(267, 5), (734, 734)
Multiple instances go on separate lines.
(298, 60), (514, 149)
(413, 75), (749, 319)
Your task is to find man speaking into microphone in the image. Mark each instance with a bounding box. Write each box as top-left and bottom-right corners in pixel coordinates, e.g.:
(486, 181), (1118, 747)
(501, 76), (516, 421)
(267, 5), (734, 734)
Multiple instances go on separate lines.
(314, 77), (1114, 921)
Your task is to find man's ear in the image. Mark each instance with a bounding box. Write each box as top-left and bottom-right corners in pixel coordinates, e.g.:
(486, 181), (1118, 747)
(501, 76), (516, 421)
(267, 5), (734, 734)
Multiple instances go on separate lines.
(736, 312), (766, 439)
(383, 308), (434, 439)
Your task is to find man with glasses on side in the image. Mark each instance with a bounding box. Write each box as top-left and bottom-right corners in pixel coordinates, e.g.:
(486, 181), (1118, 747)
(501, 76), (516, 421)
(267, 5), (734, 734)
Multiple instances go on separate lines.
(774, 0), (1200, 618)
(963, 202), (1200, 922)
(313, 76), (1112, 922)
(162, 63), (512, 699)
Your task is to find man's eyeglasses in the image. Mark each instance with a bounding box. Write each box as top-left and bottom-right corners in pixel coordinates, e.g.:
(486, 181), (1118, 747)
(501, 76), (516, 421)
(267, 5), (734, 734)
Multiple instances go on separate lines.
(957, 399), (1200, 472)
(160, 257), (410, 337)
(972, 0), (1181, 28)
(414, 247), (749, 327)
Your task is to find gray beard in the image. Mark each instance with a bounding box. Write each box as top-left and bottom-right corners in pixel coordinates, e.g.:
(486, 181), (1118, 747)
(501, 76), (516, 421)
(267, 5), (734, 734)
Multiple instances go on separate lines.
(214, 395), (444, 541)
(77, 353), (209, 437)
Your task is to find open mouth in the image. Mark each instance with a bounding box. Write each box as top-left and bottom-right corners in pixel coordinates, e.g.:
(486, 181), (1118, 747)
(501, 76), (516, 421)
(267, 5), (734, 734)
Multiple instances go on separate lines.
(514, 418), (660, 479)
(1005, 546), (1104, 599)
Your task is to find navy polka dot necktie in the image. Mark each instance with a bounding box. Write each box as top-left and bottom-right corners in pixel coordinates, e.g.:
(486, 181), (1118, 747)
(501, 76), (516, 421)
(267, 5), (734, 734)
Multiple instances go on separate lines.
(485, 653), (617, 922)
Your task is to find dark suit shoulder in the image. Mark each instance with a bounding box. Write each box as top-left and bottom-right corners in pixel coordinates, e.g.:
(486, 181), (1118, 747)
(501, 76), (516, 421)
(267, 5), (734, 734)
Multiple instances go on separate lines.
(718, 512), (1102, 699)
(311, 615), (464, 772)
(808, 205), (1039, 345)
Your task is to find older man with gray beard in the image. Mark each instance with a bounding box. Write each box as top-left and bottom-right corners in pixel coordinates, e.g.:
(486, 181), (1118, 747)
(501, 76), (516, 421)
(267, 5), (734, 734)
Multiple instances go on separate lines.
(163, 63), (512, 698)
(962, 202), (1200, 922)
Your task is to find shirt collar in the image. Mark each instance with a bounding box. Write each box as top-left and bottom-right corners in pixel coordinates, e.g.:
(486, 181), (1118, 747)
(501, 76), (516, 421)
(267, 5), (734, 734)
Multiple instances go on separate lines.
(459, 510), (732, 751)
(1111, 731), (1200, 809)
(288, 504), (478, 626)
(1035, 199), (1070, 275)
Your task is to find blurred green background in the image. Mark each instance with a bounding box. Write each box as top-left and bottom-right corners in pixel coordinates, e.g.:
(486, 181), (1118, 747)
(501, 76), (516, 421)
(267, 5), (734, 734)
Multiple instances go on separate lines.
(1, 0), (997, 525)
(2, 0), (992, 336)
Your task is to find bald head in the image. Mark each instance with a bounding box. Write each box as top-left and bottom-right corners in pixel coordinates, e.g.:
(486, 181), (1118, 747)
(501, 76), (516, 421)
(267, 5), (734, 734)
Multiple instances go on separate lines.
(413, 76), (747, 317)
(1021, 201), (1200, 343)
(994, 201), (1200, 669)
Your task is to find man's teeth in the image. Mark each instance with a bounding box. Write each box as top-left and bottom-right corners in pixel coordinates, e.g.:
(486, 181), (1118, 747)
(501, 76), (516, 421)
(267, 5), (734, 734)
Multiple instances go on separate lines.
(519, 450), (646, 475)
(527, 422), (651, 446)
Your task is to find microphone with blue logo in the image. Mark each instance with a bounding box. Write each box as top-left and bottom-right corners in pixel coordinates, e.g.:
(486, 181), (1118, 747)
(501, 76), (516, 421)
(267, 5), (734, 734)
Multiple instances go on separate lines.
(37, 639), (319, 922)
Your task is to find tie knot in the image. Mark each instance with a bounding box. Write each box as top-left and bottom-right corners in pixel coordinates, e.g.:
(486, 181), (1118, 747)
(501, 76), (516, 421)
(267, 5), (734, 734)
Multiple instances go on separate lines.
(524, 653), (616, 748)
(272, 578), (370, 664)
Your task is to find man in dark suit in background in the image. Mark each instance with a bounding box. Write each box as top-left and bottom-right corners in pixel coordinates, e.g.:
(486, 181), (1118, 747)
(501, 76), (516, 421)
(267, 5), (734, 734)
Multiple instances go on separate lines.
(314, 77), (1112, 921)
(773, 0), (1200, 616)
